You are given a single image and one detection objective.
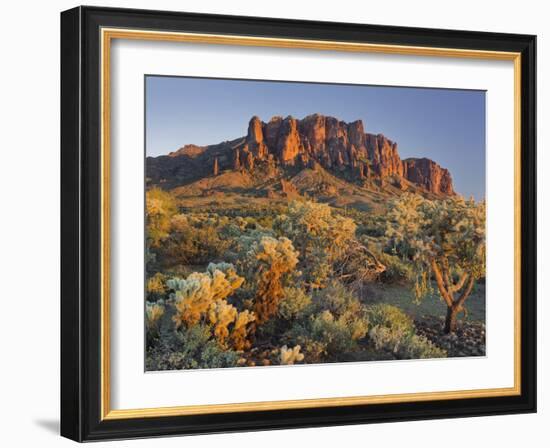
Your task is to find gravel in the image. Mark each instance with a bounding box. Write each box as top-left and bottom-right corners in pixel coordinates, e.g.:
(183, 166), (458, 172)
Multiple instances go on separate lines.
(415, 315), (486, 357)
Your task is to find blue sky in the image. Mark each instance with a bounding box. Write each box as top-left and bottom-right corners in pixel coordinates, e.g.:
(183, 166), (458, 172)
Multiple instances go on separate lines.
(146, 76), (486, 200)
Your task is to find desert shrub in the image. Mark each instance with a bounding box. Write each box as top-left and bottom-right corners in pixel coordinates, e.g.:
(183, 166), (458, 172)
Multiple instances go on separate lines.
(354, 213), (388, 238)
(146, 272), (168, 301)
(312, 282), (369, 340)
(237, 235), (299, 325)
(366, 304), (446, 359)
(376, 252), (413, 283)
(282, 320), (328, 363)
(278, 287), (312, 320)
(367, 303), (414, 334)
(158, 213), (232, 267)
(312, 281), (362, 316)
(284, 283), (370, 363)
(310, 310), (364, 355)
(146, 324), (240, 371)
(145, 301), (165, 347)
(399, 334), (447, 359)
(146, 188), (177, 248)
(291, 338), (327, 364)
(334, 239), (387, 287)
(167, 263), (255, 351)
(274, 201), (356, 288)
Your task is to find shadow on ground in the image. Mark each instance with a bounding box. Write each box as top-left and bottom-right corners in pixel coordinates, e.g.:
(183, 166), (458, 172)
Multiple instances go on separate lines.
(34, 419), (59, 435)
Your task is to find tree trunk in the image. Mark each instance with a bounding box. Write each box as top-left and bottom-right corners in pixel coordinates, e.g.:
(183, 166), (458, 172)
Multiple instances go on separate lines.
(444, 305), (460, 334)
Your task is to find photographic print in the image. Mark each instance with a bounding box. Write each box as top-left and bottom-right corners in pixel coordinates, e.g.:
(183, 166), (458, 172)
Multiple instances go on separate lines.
(144, 76), (486, 371)
(61, 9), (536, 439)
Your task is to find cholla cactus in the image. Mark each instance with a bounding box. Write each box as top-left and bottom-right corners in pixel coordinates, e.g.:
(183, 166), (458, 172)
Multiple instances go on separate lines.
(205, 299), (255, 350)
(240, 236), (299, 325)
(386, 194), (486, 333)
(274, 201), (356, 288)
(280, 345), (305, 365)
(244, 236), (299, 272)
(169, 263), (244, 327)
(146, 302), (165, 327)
(206, 262), (244, 292)
(208, 300), (237, 344)
(230, 309), (256, 350)
(168, 263), (255, 350)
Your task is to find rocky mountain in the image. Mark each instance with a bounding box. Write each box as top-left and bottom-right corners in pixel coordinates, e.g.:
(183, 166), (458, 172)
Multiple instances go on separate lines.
(146, 114), (455, 197)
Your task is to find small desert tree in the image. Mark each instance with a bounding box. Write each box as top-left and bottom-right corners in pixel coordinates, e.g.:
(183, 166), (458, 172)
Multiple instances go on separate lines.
(386, 194), (486, 333)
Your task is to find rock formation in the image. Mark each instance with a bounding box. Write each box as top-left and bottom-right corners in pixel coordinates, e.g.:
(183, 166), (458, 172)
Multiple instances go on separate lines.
(402, 158), (454, 195)
(147, 113), (455, 196)
(231, 114), (454, 195)
(213, 157), (219, 176)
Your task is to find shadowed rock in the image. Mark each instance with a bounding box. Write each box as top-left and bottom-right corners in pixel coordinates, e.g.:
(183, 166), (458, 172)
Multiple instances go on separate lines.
(147, 114), (455, 196)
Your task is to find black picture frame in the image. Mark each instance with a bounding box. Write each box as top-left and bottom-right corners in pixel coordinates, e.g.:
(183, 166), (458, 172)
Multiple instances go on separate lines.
(61, 5), (536, 442)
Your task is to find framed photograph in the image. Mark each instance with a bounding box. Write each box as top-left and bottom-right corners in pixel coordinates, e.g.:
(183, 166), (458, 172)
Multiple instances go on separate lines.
(60, 6), (536, 441)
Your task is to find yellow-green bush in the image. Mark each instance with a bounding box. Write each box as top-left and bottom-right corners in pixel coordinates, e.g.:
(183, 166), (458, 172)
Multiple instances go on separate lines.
(146, 324), (240, 371)
(158, 213), (232, 267)
(145, 301), (165, 346)
(366, 304), (446, 359)
(284, 282), (370, 362)
(274, 201), (356, 288)
(146, 188), (177, 248)
(277, 287), (312, 320)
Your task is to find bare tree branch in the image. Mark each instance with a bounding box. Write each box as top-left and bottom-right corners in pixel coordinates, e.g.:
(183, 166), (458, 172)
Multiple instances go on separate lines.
(430, 259), (454, 308)
(450, 272), (469, 293)
(455, 275), (476, 308)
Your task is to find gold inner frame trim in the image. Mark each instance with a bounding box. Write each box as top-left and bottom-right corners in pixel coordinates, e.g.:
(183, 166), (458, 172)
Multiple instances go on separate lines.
(100, 27), (522, 421)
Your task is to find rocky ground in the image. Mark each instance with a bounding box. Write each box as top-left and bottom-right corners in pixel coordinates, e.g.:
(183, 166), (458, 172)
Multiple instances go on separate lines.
(415, 316), (486, 357)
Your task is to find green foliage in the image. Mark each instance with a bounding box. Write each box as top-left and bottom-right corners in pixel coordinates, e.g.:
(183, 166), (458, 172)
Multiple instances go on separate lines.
(146, 188), (177, 248)
(284, 282), (370, 362)
(312, 281), (361, 317)
(355, 212), (388, 238)
(399, 333), (447, 359)
(145, 193), (463, 369)
(146, 324), (240, 371)
(310, 310), (367, 354)
(376, 252), (413, 283)
(366, 304), (446, 359)
(367, 303), (415, 334)
(274, 201), (357, 288)
(385, 194), (485, 313)
(145, 301), (165, 347)
(158, 213), (233, 267)
(278, 287), (312, 320)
